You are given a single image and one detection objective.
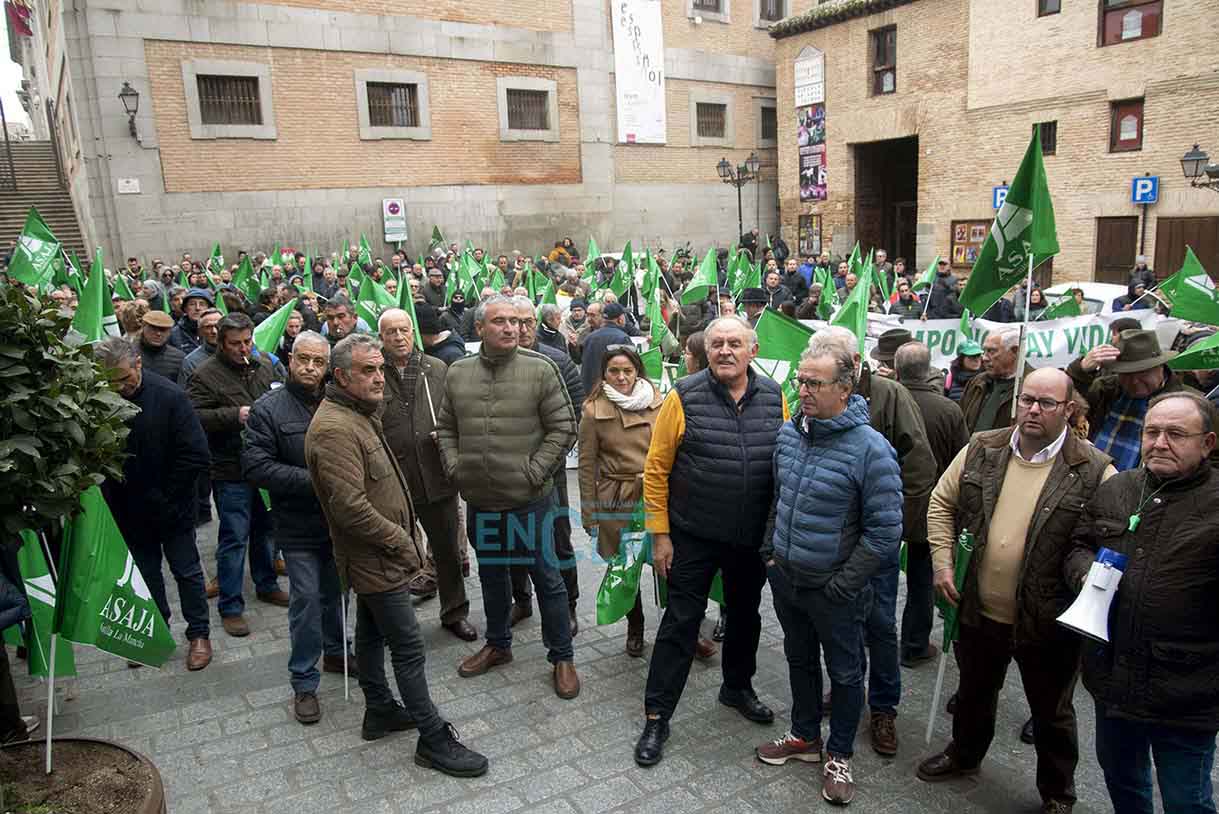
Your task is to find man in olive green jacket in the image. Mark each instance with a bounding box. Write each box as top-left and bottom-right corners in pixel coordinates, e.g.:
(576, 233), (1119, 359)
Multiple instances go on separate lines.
(436, 295), (581, 700)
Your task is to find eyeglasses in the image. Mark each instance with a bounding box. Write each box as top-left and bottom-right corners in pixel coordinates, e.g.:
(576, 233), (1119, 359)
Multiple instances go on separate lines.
(1016, 395), (1068, 411)
(1143, 428), (1207, 444)
(796, 377), (835, 392)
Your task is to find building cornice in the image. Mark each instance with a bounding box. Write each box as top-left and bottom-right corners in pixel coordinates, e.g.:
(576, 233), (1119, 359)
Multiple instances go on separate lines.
(769, 0), (917, 40)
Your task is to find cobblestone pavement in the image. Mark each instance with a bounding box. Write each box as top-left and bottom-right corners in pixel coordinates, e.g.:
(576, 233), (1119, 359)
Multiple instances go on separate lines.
(15, 472), (1132, 813)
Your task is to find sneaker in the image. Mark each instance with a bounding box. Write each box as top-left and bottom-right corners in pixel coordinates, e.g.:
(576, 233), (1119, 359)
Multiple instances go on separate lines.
(712, 610), (727, 642)
(414, 722), (489, 777)
(361, 702), (417, 741)
(756, 731), (823, 765)
(20, 715), (39, 735)
(294, 692), (321, 725)
(870, 711), (898, 757)
(822, 755), (856, 805)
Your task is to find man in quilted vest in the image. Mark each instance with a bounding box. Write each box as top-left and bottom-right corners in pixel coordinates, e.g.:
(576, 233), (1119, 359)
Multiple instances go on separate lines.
(918, 368), (1114, 814)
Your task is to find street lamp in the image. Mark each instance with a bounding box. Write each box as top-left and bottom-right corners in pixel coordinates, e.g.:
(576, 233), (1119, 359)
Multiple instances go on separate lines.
(118, 82), (139, 139)
(717, 151), (761, 243)
(1181, 144), (1219, 193)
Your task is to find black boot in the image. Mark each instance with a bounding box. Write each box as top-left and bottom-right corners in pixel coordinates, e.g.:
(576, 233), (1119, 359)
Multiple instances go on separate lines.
(361, 701), (417, 741)
(415, 722), (489, 777)
(634, 717), (669, 767)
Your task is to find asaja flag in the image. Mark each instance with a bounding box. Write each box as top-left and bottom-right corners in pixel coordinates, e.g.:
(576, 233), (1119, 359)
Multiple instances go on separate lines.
(913, 256), (939, 292)
(753, 308), (813, 411)
(358, 234), (373, 267)
(207, 242), (223, 273)
(429, 225), (445, 250)
(960, 125), (1059, 316)
(1161, 247), (1219, 326)
(71, 248), (120, 343)
(253, 298), (298, 355)
(610, 242), (633, 298)
(539, 277), (558, 307)
(647, 286), (672, 349)
(681, 248), (719, 305)
(641, 249), (661, 300)
(113, 273), (135, 302)
(1170, 328), (1219, 371)
(830, 257), (872, 355)
(1039, 294), (1081, 321)
(396, 269), (425, 352)
(9, 530), (76, 678)
(8, 207), (62, 290)
(54, 486), (176, 667)
(300, 254), (314, 293)
(640, 345), (664, 385)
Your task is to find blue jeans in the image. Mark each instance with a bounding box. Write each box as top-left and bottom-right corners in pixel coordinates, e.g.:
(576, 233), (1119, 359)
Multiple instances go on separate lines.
(1095, 701), (1217, 814)
(355, 585), (444, 739)
(213, 480), (280, 618)
(862, 563), (901, 714)
(467, 494), (573, 664)
(128, 526), (210, 641)
(282, 548), (345, 694)
(769, 563), (871, 758)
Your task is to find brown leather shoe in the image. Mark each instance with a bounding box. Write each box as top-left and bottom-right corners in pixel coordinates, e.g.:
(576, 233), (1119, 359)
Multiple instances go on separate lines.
(695, 637), (718, 661)
(257, 590), (290, 607)
(186, 638), (213, 671)
(917, 749), (980, 782)
(458, 645), (512, 678)
(870, 711), (898, 756)
(553, 661), (580, 699)
(294, 692), (321, 725)
(205, 577), (219, 599)
(443, 619), (479, 642)
(509, 603), (532, 627)
(322, 654), (359, 677)
(221, 615), (250, 637)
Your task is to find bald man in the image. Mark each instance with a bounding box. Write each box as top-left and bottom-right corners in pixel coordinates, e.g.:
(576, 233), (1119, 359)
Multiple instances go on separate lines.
(918, 368), (1115, 813)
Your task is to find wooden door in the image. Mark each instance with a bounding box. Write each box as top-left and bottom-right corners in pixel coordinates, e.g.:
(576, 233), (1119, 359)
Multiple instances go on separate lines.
(1094, 217), (1139, 284)
(1155, 217), (1219, 281)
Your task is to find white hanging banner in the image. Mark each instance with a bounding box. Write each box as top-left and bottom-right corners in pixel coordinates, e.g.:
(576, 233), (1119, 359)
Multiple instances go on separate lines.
(612, 0), (667, 144)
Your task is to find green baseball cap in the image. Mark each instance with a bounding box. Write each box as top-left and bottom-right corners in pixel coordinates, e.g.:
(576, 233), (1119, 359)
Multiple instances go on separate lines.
(959, 340), (983, 356)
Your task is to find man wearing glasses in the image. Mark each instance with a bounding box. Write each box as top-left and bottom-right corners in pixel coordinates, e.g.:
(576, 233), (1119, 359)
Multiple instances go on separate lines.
(919, 368), (1114, 814)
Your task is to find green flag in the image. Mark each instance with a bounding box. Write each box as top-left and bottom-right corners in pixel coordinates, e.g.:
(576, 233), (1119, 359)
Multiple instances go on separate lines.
(72, 248), (120, 343)
(539, 277), (558, 306)
(270, 242), (281, 269)
(960, 126), (1059, 316)
(233, 256), (260, 303)
(54, 486), (176, 667)
(1170, 328), (1219, 371)
(207, 242), (223, 273)
(10, 530), (76, 678)
(397, 270), (425, 352)
(681, 247), (719, 305)
(813, 264), (838, 320)
(429, 225), (445, 250)
(113, 274), (136, 302)
(358, 234), (373, 267)
(830, 271), (871, 355)
(214, 289), (228, 316)
(300, 254), (314, 293)
(640, 345), (663, 383)
(488, 267), (507, 292)
(1161, 247), (1219, 325)
(647, 286), (672, 349)
(8, 207), (62, 290)
(641, 249), (661, 300)
(738, 260), (762, 297)
(753, 308), (814, 411)
(611, 242), (633, 298)
(960, 307), (973, 339)
(1038, 294), (1081, 321)
(913, 256), (939, 292)
(252, 298), (298, 355)
(868, 248), (891, 302)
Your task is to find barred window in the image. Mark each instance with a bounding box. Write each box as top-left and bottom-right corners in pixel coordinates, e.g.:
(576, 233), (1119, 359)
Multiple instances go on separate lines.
(506, 89), (550, 131)
(367, 82), (419, 128)
(759, 0), (784, 21)
(693, 0), (722, 11)
(870, 26), (896, 96)
(1034, 120), (1057, 155)
(697, 102), (727, 139)
(196, 75), (262, 126)
(760, 106), (777, 142)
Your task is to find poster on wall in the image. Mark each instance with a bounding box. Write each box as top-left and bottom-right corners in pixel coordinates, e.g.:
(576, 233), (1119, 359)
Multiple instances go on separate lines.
(612, 0), (667, 144)
(798, 214), (821, 257)
(798, 104), (827, 202)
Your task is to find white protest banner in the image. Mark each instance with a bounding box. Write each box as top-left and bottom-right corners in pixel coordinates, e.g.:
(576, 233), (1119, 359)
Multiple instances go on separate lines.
(802, 311), (1181, 373)
(612, 0), (666, 144)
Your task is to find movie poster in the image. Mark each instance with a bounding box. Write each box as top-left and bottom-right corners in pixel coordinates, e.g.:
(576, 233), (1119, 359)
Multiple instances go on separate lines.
(798, 104), (826, 202)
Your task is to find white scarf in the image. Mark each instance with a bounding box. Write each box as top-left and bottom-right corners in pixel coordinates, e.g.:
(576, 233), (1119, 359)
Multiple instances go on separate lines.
(603, 379), (654, 412)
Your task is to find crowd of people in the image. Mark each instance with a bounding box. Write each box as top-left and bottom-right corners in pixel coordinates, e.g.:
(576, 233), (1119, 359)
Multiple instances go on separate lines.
(1, 233), (1217, 813)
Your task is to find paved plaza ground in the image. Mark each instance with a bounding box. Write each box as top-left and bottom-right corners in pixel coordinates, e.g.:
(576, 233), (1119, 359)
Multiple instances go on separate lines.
(16, 472), (1131, 813)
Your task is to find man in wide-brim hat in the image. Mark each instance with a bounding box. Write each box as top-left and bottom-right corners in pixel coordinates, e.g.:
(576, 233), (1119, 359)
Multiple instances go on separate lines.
(871, 328), (913, 378)
(1067, 328), (1194, 472)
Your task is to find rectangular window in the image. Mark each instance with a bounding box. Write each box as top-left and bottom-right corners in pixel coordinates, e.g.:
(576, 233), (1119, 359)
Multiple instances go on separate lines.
(696, 102), (727, 139)
(760, 106), (777, 142)
(1038, 0), (1061, 15)
(1099, 0), (1162, 46)
(759, 0), (784, 21)
(366, 82), (419, 128)
(505, 88), (550, 131)
(870, 26), (896, 96)
(1034, 120), (1057, 155)
(1109, 98), (1144, 152)
(196, 74), (262, 126)
(693, 0), (722, 11)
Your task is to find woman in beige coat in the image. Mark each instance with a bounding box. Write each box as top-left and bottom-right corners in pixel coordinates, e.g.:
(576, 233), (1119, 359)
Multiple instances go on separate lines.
(579, 345), (716, 659)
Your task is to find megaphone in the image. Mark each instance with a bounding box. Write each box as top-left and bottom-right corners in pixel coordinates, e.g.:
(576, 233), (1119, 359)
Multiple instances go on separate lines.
(1057, 547), (1128, 642)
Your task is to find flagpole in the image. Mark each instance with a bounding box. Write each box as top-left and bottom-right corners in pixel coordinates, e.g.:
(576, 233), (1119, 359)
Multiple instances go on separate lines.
(1205, 381), (1219, 401)
(45, 634), (56, 774)
(340, 590), (350, 702)
(1011, 253), (1035, 420)
(926, 650), (948, 745)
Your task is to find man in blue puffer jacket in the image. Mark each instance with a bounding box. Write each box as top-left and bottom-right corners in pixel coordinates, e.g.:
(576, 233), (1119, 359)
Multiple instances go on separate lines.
(756, 341), (903, 807)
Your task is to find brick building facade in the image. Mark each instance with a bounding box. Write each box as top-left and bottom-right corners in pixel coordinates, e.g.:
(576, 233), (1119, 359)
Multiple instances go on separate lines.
(14, 0), (782, 264)
(772, 0), (1219, 285)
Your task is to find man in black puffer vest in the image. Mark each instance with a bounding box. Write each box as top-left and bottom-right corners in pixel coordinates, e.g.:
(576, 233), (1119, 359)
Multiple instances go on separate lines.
(635, 315), (787, 768)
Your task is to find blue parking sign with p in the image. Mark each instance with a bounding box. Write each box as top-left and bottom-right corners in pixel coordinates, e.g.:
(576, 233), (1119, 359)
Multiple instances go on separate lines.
(992, 185), (1009, 210)
(1132, 176), (1159, 204)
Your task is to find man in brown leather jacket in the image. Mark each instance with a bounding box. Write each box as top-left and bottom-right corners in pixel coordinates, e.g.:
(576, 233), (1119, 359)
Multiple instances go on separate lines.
(306, 333), (487, 778)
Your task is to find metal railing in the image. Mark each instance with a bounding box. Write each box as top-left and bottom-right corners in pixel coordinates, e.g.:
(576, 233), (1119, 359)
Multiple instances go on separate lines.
(197, 74), (262, 125)
(506, 89), (549, 131)
(367, 82), (419, 128)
